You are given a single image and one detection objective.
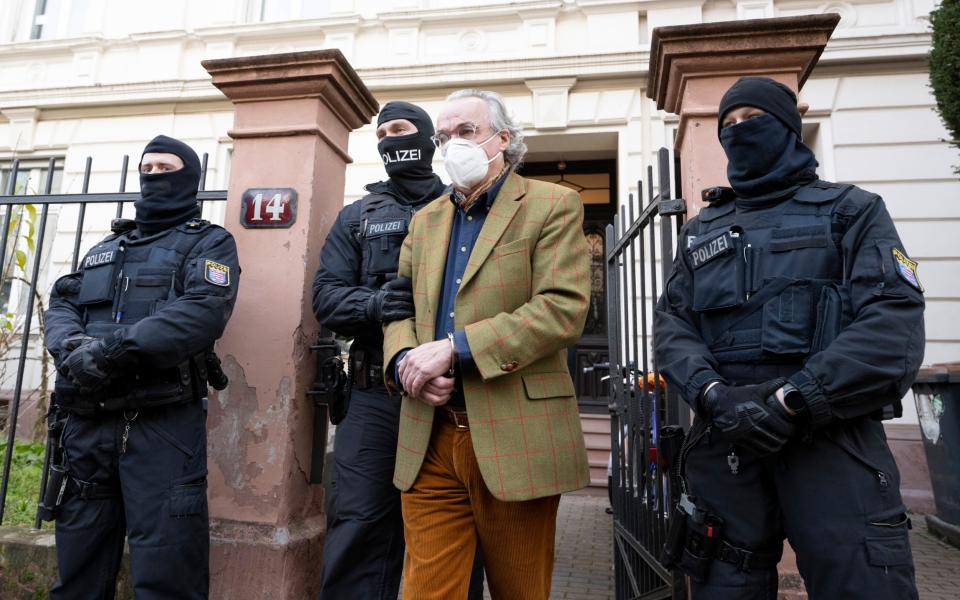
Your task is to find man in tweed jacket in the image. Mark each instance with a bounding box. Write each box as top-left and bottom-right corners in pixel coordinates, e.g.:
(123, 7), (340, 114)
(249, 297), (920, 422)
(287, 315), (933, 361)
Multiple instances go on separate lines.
(384, 89), (591, 600)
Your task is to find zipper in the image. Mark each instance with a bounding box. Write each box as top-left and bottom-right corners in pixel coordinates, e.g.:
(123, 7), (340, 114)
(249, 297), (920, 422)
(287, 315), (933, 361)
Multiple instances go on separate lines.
(828, 429), (890, 491)
(676, 422), (712, 495)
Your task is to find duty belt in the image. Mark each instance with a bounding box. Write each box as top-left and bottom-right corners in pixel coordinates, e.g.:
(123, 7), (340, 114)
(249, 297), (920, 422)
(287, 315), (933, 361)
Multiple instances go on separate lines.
(715, 540), (781, 572)
(351, 361), (383, 389)
(67, 476), (118, 500)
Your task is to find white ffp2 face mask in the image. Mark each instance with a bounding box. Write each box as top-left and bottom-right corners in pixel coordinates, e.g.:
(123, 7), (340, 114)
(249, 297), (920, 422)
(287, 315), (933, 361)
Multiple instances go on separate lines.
(442, 132), (502, 190)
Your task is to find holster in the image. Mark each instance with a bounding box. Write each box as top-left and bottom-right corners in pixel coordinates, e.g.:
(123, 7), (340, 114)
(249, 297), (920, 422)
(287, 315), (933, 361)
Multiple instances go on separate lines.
(307, 331), (348, 485)
(663, 493), (724, 582)
(37, 405), (68, 522)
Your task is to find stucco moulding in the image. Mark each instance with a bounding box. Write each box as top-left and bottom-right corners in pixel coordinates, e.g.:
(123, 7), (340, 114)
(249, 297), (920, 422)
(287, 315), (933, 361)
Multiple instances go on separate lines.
(647, 14), (842, 114)
(202, 49), (379, 131)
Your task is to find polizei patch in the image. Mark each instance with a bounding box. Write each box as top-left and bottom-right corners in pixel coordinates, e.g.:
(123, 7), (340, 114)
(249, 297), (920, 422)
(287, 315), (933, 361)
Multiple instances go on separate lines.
(892, 248), (923, 292)
(83, 250), (115, 269)
(204, 260), (230, 287)
(366, 220), (407, 237)
(689, 232), (733, 268)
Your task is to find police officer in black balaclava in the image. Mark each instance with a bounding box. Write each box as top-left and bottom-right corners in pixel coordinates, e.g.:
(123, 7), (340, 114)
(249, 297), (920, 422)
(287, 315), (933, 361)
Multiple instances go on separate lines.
(655, 77), (924, 599)
(313, 101), (484, 600)
(44, 134), (239, 599)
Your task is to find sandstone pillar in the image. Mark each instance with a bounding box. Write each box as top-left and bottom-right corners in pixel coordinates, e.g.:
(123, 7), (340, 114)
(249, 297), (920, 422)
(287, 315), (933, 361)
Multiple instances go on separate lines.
(201, 50), (378, 599)
(647, 14), (840, 216)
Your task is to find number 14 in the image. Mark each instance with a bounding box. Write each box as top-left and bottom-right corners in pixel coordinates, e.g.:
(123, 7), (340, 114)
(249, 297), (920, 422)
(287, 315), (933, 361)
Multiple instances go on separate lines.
(251, 193), (283, 221)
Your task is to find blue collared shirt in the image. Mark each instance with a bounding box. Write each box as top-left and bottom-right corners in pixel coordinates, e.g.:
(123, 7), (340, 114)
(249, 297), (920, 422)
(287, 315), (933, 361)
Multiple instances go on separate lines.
(438, 171), (509, 364)
(396, 170), (510, 405)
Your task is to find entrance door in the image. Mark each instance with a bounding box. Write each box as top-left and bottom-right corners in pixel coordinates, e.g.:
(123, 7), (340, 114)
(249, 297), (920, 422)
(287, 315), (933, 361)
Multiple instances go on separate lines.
(518, 159), (617, 413)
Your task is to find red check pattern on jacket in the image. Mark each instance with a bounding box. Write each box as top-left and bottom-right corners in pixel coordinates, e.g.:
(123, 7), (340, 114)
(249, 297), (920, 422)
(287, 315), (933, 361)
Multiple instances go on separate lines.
(384, 171), (591, 501)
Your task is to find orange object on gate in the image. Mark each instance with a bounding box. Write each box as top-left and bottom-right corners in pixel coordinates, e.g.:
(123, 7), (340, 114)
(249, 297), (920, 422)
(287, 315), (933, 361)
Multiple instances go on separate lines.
(640, 372), (667, 390)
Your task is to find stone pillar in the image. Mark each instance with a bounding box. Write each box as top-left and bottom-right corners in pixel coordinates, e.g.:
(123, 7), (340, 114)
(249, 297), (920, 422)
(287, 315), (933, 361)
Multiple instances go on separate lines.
(646, 15), (841, 600)
(646, 14), (840, 216)
(201, 50), (378, 600)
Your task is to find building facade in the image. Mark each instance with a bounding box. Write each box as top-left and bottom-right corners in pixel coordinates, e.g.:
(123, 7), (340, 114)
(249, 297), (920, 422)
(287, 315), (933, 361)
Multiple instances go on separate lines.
(0, 0), (956, 432)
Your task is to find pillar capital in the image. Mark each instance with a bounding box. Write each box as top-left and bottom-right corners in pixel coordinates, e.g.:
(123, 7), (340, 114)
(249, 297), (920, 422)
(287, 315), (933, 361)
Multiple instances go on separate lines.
(648, 14), (840, 114)
(645, 14), (840, 213)
(202, 49), (379, 131)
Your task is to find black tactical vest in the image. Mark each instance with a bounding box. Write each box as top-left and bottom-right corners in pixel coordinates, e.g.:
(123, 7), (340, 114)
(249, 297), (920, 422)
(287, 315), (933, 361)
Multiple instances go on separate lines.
(685, 180), (862, 365)
(357, 192), (418, 288)
(54, 220), (213, 413)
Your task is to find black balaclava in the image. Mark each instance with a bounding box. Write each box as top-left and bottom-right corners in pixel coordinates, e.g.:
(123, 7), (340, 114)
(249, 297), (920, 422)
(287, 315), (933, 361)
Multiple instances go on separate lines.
(136, 135), (202, 235)
(717, 77), (818, 198)
(376, 101), (446, 205)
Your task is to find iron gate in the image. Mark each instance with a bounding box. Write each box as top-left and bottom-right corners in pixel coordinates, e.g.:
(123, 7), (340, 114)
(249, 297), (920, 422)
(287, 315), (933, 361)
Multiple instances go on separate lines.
(606, 147), (690, 600)
(0, 153), (225, 528)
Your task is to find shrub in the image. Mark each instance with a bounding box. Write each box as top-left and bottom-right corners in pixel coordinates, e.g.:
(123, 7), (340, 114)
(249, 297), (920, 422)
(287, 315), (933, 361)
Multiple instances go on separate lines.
(929, 0), (960, 174)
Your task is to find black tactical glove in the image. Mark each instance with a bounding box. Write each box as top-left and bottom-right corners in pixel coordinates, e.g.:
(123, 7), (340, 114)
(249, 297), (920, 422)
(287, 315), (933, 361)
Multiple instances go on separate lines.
(61, 339), (113, 391)
(366, 276), (414, 323)
(57, 334), (96, 370)
(700, 378), (796, 455)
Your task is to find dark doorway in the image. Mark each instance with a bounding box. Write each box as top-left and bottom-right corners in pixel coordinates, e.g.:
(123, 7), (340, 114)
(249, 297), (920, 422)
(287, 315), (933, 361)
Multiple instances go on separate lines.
(518, 159), (617, 413)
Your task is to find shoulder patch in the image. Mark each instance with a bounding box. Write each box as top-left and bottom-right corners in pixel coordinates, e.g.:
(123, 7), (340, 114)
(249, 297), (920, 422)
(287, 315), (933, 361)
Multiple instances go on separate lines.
(204, 260), (231, 287)
(892, 248), (923, 292)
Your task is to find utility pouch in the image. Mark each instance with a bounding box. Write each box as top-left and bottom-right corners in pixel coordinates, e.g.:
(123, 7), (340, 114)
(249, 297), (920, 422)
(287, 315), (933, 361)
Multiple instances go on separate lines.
(690, 229), (746, 312)
(78, 260), (119, 305)
(362, 220), (408, 277)
(811, 282), (853, 353)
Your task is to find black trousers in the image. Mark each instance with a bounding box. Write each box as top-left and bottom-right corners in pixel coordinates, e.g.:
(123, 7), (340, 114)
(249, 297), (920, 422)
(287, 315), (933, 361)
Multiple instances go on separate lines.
(319, 386), (484, 600)
(683, 415), (918, 600)
(51, 400), (209, 600)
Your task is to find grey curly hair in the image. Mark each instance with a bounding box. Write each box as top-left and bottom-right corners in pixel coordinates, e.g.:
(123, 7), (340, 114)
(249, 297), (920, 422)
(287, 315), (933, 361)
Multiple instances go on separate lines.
(446, 89), (528, 167)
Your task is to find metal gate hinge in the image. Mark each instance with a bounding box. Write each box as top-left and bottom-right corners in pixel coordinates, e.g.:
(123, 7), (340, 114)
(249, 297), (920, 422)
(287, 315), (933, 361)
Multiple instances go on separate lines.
(659, 198), (686, 217)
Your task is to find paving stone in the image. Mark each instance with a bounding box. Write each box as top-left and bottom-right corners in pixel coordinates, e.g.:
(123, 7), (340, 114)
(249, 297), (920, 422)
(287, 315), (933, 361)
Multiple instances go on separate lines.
(473, 495), (960, 599)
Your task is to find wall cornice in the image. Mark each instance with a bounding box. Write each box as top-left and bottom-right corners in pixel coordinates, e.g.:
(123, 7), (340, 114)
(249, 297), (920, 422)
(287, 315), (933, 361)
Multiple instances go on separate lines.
(0, 32), (930, 112)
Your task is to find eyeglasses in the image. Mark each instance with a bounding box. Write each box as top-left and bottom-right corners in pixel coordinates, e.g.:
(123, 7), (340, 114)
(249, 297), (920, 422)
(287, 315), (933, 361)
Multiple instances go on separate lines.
(430, 122), (483, 148)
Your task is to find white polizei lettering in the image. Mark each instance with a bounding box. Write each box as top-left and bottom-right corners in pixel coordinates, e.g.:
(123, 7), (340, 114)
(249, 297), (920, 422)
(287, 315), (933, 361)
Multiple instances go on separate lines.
(382, 148), (422, 164)
(84, 251), (115, 268)
(691, 233), (730, 267)
(367, 221), (404, 235)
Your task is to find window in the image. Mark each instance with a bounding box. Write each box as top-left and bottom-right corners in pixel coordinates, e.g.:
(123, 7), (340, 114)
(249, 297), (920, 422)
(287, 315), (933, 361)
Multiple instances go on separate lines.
(30, 0), (92, 41)
(257, 0), (329, 22)
(0, 159), (63, 320)
(0, 161), (63, 196)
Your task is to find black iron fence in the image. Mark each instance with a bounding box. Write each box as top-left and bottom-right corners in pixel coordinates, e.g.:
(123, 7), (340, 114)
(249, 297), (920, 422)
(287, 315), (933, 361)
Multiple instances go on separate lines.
(0, 154), (225, 528)
(606, 147), (690, 600)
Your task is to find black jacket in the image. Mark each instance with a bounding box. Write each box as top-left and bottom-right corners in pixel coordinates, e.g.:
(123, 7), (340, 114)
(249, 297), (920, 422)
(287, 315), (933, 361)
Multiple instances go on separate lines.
(654, 180), (925, 428)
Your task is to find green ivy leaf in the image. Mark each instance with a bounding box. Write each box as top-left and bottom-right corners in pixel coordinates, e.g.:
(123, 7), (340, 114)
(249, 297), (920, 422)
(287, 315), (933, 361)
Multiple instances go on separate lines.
(15, 249), (27, 270)
(25, 203), (37, 223)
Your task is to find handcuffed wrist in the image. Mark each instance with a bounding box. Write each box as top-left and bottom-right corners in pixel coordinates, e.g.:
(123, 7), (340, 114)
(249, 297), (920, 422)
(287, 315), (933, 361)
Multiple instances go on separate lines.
(446, 333), (457, 376)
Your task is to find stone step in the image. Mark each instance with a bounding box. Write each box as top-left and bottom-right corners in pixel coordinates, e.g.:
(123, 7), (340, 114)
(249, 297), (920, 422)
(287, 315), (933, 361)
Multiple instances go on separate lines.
(581, 413), (612, 489)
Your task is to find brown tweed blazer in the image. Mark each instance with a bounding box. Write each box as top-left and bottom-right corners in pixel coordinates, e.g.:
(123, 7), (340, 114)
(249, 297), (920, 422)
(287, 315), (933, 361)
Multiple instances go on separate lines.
(384, 171), (591, 501)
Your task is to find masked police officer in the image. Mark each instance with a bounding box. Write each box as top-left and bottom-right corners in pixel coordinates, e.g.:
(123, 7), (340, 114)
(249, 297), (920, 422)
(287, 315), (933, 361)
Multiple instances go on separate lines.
(314, 101), (488, 599)
(43, 135), (239, 599)
(655, 77), (924, 599)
